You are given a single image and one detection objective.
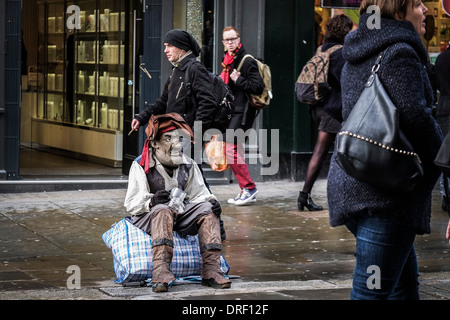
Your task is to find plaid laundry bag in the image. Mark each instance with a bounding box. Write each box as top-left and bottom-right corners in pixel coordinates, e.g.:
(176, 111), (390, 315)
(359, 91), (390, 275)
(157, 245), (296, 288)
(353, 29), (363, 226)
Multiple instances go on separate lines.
(102, 217), (230, 284)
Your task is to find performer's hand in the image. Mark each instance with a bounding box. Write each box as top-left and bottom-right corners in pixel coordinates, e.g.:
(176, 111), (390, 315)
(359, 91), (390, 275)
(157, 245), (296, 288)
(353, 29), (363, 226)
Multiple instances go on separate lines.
(209, 199), (222, 215)
(150, 190), (170, 208)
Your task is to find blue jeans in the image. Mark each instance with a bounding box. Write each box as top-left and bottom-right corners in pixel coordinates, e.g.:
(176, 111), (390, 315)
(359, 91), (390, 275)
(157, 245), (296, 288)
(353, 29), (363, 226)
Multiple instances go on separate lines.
(346, 217), (419, 300)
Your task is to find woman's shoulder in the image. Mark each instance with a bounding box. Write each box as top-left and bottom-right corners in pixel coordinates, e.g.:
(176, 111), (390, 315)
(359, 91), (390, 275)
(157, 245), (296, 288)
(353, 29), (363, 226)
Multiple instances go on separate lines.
(380, 42), (423, 77)
(329, 45), (344, 62)
(384, 41), (428, 68)
(387, 41), (418, 55)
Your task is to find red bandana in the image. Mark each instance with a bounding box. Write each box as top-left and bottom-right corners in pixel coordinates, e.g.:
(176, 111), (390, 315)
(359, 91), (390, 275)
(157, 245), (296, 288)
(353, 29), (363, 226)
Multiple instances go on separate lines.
(140, 139), (151, 174)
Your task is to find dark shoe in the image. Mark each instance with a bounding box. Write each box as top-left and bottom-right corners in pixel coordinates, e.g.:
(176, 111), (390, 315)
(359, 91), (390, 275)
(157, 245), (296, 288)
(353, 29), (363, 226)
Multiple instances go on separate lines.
(152, 282), (169, 293)
(201, 278), (231, 289)
(298, 191), (323, 211)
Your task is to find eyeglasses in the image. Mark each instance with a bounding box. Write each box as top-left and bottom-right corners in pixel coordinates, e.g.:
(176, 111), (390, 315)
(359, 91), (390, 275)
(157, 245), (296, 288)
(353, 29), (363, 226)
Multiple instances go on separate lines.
(222, 37), (239, 44)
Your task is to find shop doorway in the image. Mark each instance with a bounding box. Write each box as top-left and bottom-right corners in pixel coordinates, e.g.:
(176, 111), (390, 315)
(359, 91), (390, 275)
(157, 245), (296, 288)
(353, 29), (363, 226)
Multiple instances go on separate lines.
(122, 0), (221, 178)
(20, 0), (143, 178)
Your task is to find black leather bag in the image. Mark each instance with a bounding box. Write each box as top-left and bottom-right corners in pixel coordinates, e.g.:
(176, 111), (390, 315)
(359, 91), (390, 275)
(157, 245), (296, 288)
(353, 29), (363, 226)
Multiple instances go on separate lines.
(434, 130), (450, 176)
(335, 50), (423, 192)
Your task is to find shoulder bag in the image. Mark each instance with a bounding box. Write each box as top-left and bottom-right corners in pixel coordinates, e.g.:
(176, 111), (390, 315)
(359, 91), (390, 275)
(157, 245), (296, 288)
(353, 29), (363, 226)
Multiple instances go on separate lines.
(335, 49), (423, 192)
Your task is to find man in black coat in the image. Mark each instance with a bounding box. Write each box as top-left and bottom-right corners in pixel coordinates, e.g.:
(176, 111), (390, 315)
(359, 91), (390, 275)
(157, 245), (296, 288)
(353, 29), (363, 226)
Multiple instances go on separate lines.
(220, 26), (264, 206)
(131, 29), (217, 134)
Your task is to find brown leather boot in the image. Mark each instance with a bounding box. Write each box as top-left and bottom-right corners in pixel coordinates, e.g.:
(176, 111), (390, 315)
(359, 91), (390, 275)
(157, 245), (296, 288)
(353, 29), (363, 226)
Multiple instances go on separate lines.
(150, 208), (176, 292)
(201, 249), (231, 289)
(151, 244), (175, 292)
(197, 214), (231, 289)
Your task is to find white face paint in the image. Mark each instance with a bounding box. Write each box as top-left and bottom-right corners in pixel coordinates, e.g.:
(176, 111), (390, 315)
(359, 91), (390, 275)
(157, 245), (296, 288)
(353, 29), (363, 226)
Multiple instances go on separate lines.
(152, 130), (185, 168)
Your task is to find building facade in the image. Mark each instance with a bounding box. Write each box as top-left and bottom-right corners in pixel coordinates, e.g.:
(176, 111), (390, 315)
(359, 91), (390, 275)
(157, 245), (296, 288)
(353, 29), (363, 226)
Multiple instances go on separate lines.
(3, 1), (447, 182)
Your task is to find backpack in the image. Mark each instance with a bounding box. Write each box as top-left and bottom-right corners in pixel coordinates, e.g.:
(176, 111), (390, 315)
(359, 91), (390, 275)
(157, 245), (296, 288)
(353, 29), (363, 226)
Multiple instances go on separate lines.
(237, 54), (273, 110)
(296, 44), (342, 105)
(185, 61), (234, 133)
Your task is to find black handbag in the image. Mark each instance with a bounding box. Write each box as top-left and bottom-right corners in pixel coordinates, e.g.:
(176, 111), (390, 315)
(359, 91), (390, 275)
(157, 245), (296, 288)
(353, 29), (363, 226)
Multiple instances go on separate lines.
(434, 130), (450, 176)
(335, 49), (423, 192)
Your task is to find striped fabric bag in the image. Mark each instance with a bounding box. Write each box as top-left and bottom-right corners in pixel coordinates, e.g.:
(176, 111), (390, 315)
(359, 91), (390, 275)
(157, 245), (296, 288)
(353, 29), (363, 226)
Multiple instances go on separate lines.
(102, 217), (230, 284)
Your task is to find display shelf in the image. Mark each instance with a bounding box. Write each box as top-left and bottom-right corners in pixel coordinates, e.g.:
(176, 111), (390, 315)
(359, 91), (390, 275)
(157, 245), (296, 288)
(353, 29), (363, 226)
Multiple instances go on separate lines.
(36, 0), (126, 131)
(73, 2), (125, 132)
(35, 0), (128, 164)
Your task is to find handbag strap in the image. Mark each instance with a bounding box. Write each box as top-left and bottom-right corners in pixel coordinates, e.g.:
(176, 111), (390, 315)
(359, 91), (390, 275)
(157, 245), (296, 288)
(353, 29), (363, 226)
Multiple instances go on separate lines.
(366, 49), (387, 87)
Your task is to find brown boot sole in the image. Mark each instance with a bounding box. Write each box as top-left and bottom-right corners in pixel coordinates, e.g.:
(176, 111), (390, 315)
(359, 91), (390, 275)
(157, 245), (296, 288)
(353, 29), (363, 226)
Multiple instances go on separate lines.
(201, 278), (231, 289)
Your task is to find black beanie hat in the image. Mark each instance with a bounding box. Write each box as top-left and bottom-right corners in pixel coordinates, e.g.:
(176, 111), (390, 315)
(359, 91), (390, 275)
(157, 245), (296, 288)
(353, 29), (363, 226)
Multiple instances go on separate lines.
(163, 29), (201, 57)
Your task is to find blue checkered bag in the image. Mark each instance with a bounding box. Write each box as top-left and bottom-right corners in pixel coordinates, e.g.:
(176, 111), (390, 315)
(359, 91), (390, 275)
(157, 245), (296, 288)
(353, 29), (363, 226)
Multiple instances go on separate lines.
(102, 217), (230, 284)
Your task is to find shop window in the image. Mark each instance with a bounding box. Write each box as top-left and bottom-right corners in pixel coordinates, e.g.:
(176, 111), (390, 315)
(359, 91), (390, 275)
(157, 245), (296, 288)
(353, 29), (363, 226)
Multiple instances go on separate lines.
(173, 0), (215, 71)
(34, 0), (132, 166)
(423, 1), (450, 57)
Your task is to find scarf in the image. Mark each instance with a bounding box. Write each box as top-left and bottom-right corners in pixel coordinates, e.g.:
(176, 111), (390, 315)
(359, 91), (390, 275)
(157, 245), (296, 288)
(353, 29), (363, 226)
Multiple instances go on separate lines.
(220, 43), (242, 84)
(171, 50), (192, 68)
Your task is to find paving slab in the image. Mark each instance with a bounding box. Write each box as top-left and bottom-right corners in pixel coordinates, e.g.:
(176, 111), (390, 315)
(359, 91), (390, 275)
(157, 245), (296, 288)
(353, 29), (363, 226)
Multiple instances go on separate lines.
(0, 180), (449, 304)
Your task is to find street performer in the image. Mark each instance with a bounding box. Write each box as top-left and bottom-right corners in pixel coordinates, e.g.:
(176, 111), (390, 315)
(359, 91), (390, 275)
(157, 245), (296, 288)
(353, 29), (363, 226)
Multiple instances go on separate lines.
(124, 113), (231, 292)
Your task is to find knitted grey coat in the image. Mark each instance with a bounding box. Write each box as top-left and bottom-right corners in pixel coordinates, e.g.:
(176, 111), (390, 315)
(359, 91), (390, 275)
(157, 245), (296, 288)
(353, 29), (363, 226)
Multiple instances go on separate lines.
(327, 13), (443, 235)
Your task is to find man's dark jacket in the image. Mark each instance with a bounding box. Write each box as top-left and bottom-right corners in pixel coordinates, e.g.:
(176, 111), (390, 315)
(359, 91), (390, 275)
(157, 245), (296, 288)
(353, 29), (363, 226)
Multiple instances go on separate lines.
(135, 54), (217, 130)
(225, 45), (264, 131)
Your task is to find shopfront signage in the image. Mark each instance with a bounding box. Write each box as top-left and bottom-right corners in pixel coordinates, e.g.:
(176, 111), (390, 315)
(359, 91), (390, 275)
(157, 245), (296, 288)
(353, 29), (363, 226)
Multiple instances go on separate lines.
(321, 0), (362, 8)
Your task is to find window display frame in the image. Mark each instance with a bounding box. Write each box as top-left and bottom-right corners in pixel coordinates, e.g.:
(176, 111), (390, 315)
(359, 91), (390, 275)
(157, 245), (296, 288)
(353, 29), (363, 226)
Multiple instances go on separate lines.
(34, 0), (130, 166)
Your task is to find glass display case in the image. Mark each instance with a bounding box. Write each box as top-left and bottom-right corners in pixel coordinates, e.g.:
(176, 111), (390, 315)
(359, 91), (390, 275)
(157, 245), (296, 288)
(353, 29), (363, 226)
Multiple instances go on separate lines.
(35, 0), (129, 166)
(73, 0), (125, 131)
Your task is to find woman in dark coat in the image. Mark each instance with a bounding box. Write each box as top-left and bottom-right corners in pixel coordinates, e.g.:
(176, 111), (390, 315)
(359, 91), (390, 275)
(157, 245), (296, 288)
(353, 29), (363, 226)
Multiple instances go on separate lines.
(327, 0), (443, 299)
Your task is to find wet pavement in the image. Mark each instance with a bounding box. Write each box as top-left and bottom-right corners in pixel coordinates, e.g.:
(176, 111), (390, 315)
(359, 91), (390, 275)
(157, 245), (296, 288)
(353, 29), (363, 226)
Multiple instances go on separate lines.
(0, 178), (450, 302)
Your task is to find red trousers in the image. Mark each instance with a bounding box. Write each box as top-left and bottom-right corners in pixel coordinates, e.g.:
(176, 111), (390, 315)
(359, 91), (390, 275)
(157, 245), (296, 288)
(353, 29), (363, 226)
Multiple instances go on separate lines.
(226, 143), (256, 190)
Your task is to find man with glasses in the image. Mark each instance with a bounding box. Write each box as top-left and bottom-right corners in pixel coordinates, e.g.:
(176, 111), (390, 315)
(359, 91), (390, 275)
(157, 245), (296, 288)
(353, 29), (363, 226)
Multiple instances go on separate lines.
(220, 26), (264, 206)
